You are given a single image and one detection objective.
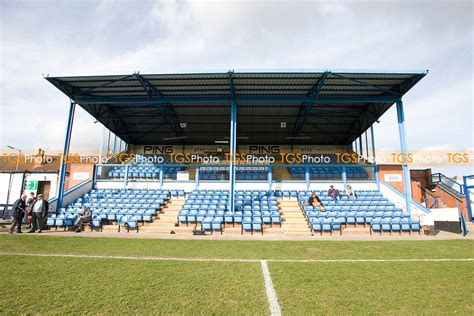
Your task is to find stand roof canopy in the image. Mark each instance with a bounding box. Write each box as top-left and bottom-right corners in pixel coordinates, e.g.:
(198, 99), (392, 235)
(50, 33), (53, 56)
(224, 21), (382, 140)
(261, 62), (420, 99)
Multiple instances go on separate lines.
(46, 70), (427, 145)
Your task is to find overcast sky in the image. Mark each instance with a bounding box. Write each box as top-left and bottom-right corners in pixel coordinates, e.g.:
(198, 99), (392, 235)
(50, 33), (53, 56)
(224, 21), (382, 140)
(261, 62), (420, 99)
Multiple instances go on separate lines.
(0, 0), (473, 175)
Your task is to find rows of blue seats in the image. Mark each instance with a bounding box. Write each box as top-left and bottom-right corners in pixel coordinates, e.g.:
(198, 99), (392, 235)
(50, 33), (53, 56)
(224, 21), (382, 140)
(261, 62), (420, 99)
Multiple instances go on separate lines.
(178, 190), (282, 233)
(298, 191), (422, 234)
(108, 165), (184, 179)
(370, 217), (421, 235)
(288, 166), (368, 179)
(47, 213), (103, 230)
(47, 189), (173, 230)
(306, 214), (422, 235)
(199, 167), (269, 181)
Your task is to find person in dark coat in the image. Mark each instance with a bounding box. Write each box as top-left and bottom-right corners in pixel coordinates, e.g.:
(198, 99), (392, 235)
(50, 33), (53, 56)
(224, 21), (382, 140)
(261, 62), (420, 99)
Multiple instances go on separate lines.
(27, 194), (49, 233)
(9, 194), (27, 234)
(327, 185), (340, 202)
(308, 191), (325, 211)
(26, 192), (35, 226)
(74, 206), (92, 233)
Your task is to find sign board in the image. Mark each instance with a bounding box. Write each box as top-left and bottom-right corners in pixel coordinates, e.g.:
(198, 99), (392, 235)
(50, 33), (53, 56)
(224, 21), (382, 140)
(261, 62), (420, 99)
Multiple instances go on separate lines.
(24, 180), (38, 190)
(384, 174), (403, 182)
(72, 172), (90, 180)
(177, 171), (190, 181)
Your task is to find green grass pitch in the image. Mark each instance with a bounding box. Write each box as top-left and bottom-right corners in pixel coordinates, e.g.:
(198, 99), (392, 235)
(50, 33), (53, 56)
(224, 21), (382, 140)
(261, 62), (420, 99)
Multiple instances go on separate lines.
(0, 235), (472, 315)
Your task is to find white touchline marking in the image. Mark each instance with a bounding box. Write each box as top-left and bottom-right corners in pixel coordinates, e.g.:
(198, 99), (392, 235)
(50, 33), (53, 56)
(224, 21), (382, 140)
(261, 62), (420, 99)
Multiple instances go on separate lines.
(0, 252), (473, 263)
(261, 260), (282, 316)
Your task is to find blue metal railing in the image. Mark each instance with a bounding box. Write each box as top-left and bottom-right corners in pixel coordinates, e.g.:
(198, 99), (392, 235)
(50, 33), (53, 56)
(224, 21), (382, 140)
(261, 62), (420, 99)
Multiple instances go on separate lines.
(1, 204), (13, 220)
(380, 181), (431, 214)
(421, 197), (439, 209)
(463, 175), (474, 222)
(432, 173), (465, 196)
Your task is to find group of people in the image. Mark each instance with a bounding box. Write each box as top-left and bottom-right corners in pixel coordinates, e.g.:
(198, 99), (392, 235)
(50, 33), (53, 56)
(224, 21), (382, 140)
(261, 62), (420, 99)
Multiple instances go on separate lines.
(307, 184), (357, 212)
(9, 192), (49, 234)
(9, 191), (93, 234)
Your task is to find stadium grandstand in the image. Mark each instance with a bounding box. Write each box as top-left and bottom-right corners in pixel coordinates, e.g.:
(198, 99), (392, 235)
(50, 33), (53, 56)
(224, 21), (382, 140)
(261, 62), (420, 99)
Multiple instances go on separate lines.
(37, 70), (472, 236)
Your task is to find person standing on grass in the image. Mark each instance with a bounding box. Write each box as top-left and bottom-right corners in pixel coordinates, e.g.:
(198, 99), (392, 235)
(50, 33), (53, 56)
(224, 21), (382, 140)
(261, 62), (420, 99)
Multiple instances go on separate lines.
(9, 194), (27, 234)
(26, 192), (36, 227)
(27, 194), (49, 233)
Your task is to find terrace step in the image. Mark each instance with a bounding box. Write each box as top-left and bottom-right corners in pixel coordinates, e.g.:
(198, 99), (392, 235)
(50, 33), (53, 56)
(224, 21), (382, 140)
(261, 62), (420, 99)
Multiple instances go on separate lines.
(279, 199), (311, 234)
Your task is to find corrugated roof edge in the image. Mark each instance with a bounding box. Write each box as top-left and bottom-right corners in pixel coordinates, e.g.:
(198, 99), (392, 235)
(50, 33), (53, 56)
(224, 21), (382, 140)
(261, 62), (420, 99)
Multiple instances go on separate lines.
(44, 69), (429, 79)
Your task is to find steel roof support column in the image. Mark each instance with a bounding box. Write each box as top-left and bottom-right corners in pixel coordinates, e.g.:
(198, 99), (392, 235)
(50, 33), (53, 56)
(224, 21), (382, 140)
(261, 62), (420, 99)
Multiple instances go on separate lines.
(375, 165), (380, 191)
(99, 125), (106, 163)
(268, 166), (272, 192)
(365, 131), (369, 159)
(305, 166), (310, 191)
(195, 167), (200, 190)
(106, 130), (111, 160)
(396, 100), (412, 215)
(124, 164), (129, 189)
(342, 166), (347, 190)
(159, 168), (163, 189)
(228, 100), (237, 212)
(371, 125), (380, 190)
(113, 134), (117, 156)
(370, 125), (376, 161)
(56, 102), (76, 212)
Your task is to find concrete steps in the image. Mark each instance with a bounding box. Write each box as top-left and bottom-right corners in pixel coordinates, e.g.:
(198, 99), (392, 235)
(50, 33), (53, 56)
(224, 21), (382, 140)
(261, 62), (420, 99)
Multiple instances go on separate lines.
(139, 198), (185, 234)
(279, 199), (311, 235)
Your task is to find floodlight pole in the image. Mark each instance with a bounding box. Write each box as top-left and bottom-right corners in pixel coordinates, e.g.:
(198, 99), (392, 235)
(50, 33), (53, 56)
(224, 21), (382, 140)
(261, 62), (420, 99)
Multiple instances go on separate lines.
(396, 100), (412, 215)
(228, 100), (237, 212)
(57, 102), (76, 212)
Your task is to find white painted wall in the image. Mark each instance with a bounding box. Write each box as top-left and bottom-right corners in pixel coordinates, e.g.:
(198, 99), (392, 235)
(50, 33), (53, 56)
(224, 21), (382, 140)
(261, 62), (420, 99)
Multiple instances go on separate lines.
(0, 173), (24, 204)
(309, 182), (377, 191)
(379, 181), (431, 224)
(24, 173), (58, 199)
(162, 182), (196, 192)
(0, 173), (13, 204)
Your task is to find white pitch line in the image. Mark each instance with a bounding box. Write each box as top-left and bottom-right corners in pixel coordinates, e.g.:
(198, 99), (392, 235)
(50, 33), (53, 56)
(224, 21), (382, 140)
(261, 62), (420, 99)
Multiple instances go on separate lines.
(0, 252), (258, 262)
(261, 260), (282, 316)
(0, 252), (473, 263)
(269, 258), (474, 263)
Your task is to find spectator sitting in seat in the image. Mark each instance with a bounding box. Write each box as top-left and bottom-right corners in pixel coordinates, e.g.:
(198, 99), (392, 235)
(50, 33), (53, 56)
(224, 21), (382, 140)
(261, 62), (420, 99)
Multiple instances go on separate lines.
(308, 191), (325, 211)
(74, 206), (92, 233)
(327, 185), (340, 202)
(346, 184), (356, 199)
